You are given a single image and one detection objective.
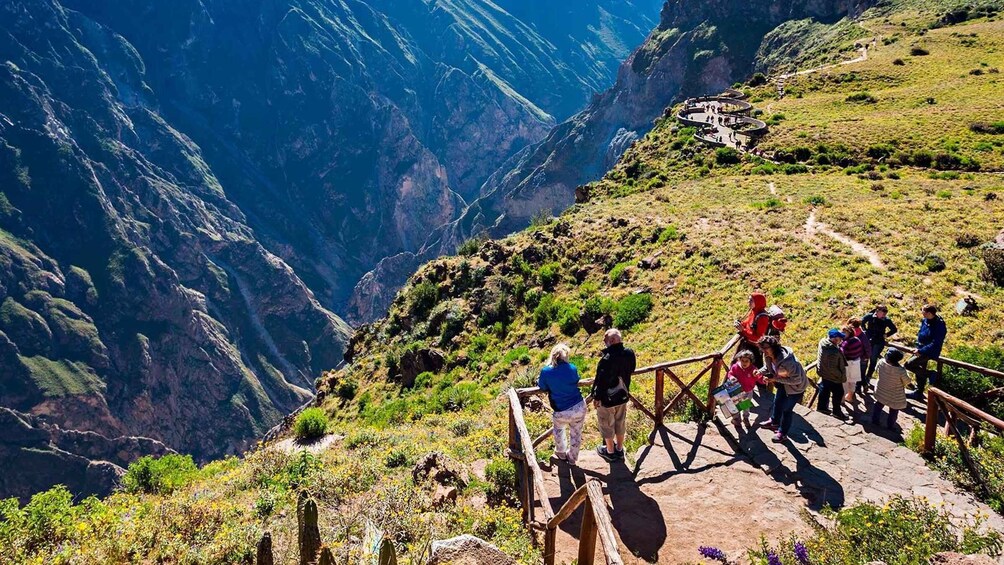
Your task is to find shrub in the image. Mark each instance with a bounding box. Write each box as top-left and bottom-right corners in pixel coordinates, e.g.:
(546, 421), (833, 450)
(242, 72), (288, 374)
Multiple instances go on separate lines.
(557, 305), (581, 336)
(792, 146), (813, 162)
(583, 296), (616, 323)
(984, 245), (1004, 286)
(781, 163), (808, 175)
(747, 72), (767, 86)
(910, 46), (930, 55)
(613, 293), (653, 329)
(657, 225), (681, 243)
(911, 150), (934, 168)
(714, 147), (741, 165)
(752, 197), (783, 210)
(123, 454), (199, 495)
(533, 294), (559, 329)
(751, 496), (1003, 564)
(970, 121), (1004, 134)
(608, 262), (632, 285)
(955, 232), (983, 249)
(845, 91), (877, 103)
(485, 458), (518, 505)
(293, 408), (329, 441)
(804, 195), (827, 206)
(407, 281), (439, 318)
(345, 429), (380, 449)
(939, 346), (1004, 419)
(892, 58), (906, 65)
(866, 143), (895, 159)
(537, 262), (561, 290)
(457, 235), (485, 257)
(922, 254), (946, 272)
(384, 448), (411, 468)
(336, 379), (358, 401)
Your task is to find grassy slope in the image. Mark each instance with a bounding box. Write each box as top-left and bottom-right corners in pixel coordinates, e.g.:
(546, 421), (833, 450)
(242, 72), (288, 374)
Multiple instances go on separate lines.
(4, 4), (1004, 564)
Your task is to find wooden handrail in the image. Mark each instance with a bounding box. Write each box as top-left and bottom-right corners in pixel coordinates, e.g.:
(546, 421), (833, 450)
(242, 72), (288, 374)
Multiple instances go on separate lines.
(888, 343), (1004, 380)
(544, 480), (623, 565)
(506, 388), (554, 523)
(926, 388), (1004, 434)
(635, 351), (719, 374)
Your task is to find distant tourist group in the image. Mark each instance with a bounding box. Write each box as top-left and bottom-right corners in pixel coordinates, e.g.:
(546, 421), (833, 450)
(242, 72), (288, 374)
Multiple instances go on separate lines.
(536, 291), (947, 465)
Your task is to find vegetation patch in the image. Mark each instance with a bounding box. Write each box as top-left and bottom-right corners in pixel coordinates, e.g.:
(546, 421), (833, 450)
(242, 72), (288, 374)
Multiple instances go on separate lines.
(293, 407), (329, 441)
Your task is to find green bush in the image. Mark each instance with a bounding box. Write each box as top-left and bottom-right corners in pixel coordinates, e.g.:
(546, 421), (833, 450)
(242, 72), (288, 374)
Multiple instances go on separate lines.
(752, 197), (783, 210)
(941, 346), (1004, 420)
(804, 195), (828, 206)
(293, 407), (329, 442)
(583, 296), (616, 323)
(533, 294), (559, 329)
(608, 261), (632, 285)
(781, 163), (808, 175)
(537, 262), (561, 290)
(123, 454), (199, 495)
(384, 448), (411, 468)
(407, 281), (439, 318)
(751, 496), (1002, 565)
(457, 236), (485, 257)
(613, 293), (653, 329)
(0, 485), (78, 557)
(336, 380), (358, 401)
(485, 458), (518, 505)
(910, 46), (930, 56)
(657, 225), (681, 243)
(715, 147), (741, 165)
(345, 429), (381, 449)
(557, 305), (581, 336)
(845, 91), (877, 103)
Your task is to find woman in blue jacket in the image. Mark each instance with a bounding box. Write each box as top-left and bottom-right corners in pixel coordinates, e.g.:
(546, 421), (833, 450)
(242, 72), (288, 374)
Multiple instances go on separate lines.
(538, 343), (586, 465)
(906, 305), (947, 399)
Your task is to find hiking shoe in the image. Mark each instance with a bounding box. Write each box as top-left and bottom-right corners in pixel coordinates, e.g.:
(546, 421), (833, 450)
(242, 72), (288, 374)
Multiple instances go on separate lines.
(817, 408), (831, 415)
(762, 420), (779, 431)
(771, 433), (788, 443)
(554, 452), (568, 461)
(590, 449), (614, 461)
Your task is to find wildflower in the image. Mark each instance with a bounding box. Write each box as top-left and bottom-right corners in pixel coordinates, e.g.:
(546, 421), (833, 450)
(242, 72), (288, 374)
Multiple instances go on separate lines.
(794, 541), (810, 565)
(699, 546), (728, 563)
(767, 550), (784, 565)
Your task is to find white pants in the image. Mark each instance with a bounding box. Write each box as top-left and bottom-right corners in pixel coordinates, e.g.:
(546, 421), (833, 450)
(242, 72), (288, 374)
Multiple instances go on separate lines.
(844, 361), (862, 395)
(552, 400), (586, 463)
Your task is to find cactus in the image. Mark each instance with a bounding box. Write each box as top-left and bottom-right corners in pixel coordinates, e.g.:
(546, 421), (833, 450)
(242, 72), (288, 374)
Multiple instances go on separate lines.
(378, 539), (398, 565)
(297, 492), (322, 565)
(256, 532), (273, 565)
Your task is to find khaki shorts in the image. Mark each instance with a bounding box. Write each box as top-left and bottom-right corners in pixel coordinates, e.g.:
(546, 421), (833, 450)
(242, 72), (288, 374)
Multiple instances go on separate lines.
(596, 403), (627, 439)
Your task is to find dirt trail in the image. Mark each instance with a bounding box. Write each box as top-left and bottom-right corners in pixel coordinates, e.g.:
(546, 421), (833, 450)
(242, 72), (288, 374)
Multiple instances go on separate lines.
(768, 181), (777, 195)
(805, 210), (886, 269)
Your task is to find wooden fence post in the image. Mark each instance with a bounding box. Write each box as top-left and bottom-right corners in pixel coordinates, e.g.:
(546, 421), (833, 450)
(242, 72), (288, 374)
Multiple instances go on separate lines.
(706, 355), (723, 417)
(923, 391), (939, 456)
(654, 368), (665, 428)
(508, 402), (529, 525)
(544, 527), (557, 565)
(577, 496), (598, 565)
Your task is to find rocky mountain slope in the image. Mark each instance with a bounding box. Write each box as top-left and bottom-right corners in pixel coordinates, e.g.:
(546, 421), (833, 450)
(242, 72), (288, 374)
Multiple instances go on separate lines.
(350, 0), (876, 317)
(0, 0), (663, 499)
(2, 0), (1003, 561)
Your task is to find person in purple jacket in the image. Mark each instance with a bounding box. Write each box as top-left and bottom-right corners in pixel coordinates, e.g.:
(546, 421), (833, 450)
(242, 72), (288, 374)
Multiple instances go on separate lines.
(906, 305), (948, 399)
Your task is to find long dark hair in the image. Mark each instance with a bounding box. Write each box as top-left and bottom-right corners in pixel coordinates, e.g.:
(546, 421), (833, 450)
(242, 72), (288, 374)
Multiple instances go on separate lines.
(757, 335), (783, 359)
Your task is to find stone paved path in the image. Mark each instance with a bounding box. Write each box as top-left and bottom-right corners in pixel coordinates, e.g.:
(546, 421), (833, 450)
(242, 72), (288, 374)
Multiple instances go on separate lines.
(537, 392), (1004, 564)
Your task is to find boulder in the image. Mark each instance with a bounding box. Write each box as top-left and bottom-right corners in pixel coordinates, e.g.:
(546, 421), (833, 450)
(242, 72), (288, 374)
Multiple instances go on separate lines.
(432, 485), (458, 508)
(412, 452), (467, 488)
(574, 185), (592, 203)
(400, 348), (446, 388)
(429, 535), (516, 565)
(955, 296), (979, 316)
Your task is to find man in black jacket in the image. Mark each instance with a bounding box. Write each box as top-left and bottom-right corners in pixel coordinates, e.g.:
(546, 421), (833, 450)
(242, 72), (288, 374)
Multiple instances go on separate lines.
(861, 305), (898, 389)
(591, 329), (636, 462)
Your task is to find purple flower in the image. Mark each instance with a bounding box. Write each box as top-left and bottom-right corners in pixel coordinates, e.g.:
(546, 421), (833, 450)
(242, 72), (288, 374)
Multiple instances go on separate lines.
(699, 546), (728, 563)
(794, 541), (810, 565)
(767, 550), (783, 565)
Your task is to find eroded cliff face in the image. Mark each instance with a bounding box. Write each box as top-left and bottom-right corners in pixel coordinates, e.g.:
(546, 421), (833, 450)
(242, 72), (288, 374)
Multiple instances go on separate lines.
(0, 0), (350, 497)
(0, 0), (664, 498)
(348, 0), (874, 319)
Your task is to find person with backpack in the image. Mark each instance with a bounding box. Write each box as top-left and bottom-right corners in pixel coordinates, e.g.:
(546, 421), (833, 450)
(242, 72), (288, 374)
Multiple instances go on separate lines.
(735, 292), (770, 367)
(816, 329), (850, 421)
(537, 343), (586, 465)
(591, 328), (636, 462)
(756, 336), (809, 443)
(906, 305), (948, 399)
(861, 305), (898, 389)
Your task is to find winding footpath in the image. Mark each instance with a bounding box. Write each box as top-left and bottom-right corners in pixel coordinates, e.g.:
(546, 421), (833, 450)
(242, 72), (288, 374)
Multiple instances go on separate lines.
(805, 209), (886, 269)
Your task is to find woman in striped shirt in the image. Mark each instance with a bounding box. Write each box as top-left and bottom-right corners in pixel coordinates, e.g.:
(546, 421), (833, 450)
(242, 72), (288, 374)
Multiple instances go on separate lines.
(840, 324), (866, 409)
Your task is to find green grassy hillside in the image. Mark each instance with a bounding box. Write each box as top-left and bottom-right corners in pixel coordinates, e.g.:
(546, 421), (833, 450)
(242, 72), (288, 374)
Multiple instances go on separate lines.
(2, 2), (1003, 563)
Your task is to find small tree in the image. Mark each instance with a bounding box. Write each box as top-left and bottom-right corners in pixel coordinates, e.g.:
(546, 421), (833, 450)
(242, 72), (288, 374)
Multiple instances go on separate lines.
(294, 408), (329, 442)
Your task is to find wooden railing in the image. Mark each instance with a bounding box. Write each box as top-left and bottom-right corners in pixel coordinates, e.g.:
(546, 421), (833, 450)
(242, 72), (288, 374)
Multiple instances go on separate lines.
(506, 335), (741, 564)
(923, 388), (1004, 499)
(888, 342), (1004, 384)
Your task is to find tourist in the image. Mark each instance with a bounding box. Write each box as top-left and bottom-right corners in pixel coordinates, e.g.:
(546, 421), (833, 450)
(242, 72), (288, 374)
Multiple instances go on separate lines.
(906, 305), (947, 399)
(734, 292), (770, 367)
(537, 343), (586, 465)
(757, 336), (809, 443)
(816, 329), (850, 421)
(840, 324), (865, 409)
(872, 349), (910, 431)
(727, 349), (765, 426)
(592, 329), (636, 462)
(861, 305), (898, 388)
(848, 317), (871, 394)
